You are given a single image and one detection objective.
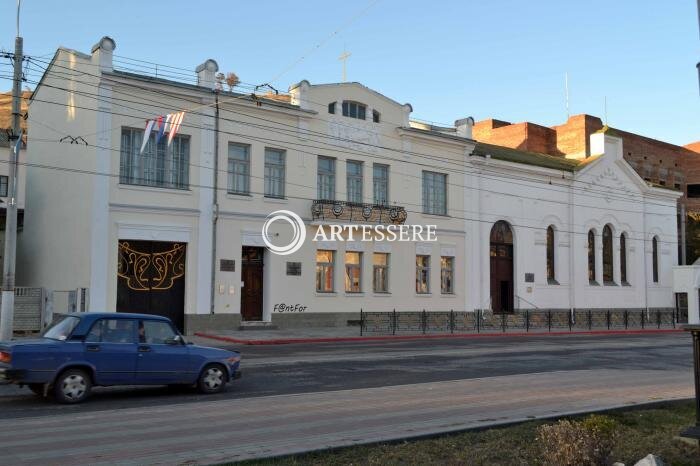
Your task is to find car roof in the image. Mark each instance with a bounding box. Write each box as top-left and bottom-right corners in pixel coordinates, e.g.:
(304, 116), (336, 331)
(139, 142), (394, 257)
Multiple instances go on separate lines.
(68, 312), (170, 322)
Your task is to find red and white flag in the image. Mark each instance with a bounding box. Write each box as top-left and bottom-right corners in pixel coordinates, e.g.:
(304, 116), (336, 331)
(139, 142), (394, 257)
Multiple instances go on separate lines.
(139, 119), (155, 154)
(167, 112), (185, 146)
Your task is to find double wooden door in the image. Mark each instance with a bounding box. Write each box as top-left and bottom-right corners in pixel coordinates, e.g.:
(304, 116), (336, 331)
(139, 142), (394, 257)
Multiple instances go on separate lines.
(241, 246), (264, 321)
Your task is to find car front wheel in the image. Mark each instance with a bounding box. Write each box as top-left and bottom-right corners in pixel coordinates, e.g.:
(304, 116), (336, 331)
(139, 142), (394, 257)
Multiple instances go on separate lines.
(54, 369), (92, 404)
(197, 364), (227, 394)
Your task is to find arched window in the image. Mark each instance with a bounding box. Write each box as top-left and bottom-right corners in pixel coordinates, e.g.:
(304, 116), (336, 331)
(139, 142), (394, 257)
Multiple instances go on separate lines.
(546, 226), (556, 283)
(620, 233), (628, 284)
(652, 236), (659, 283)
(588, 230), (596, 284)
(602, 225), (613, 284)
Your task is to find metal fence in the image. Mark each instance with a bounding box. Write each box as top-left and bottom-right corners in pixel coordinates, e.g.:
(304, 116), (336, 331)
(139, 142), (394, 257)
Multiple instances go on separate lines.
(359, 309), (678, 335)
(9, 287), (46, 333)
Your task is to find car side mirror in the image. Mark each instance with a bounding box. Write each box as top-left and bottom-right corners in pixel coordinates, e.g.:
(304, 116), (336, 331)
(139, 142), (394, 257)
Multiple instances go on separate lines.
(166, 335), (184, 346)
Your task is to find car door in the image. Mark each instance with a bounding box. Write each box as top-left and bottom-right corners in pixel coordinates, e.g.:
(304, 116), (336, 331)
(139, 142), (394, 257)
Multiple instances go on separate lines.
(134, 320), (191, 385)
(83, 318), (138, 386)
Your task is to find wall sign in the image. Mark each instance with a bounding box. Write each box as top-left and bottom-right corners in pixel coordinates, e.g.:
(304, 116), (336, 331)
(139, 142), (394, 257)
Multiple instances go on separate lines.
(220, 259), (235, 272)
(286, 262), (302, 276)
(525, 273), (535, 283)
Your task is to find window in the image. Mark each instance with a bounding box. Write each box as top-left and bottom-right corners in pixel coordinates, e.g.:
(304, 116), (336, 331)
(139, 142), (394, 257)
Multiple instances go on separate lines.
(43, 315), (80, 341)
(688, 184), (700, 198)
(546, 226), (556, 283)
(620, 233), (628, 285)
(652, 236), (659, 283)
(85, 319), (136, 344)
(422, 171), (447, 215)
(440, 256), (454, 294)
(328, 102), (336, 114)
(588, 230), (596, 284)
(345, 252), (362, 292)
(227, 143), (250, 195)
(139, 320), (178, 344)
(120, 128), (190, 189)
(373, 164), (389, 205)
(264, 148), (285, 198)
(316, 250), (334, 292)
(346, 160), (363, 203)
(372, 110), (380, 123)
(602, 225), (614, 284)
(416, 255), (430, 294)
(373, 253), (389, 293)
(0, 175), (7, 197)
(342, 101), (366, 120)
(317, 156), (336, 200)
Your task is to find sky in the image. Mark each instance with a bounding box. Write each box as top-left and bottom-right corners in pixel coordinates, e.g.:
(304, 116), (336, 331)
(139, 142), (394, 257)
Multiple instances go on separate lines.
(1, 0), (699, 146)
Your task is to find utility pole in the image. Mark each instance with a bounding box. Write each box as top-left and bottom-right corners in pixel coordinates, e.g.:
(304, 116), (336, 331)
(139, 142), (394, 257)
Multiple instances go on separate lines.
(0, 0), (23, 341)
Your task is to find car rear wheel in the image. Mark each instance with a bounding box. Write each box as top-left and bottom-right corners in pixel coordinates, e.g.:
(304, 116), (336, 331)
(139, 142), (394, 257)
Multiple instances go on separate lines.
(27, 384), (45, 396)
(197, 364), (227, 394)
(54, 369), (92, 404)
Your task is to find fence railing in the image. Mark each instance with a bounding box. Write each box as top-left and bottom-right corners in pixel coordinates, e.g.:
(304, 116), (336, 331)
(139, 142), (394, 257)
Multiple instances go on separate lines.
(359, 309), (678, 336)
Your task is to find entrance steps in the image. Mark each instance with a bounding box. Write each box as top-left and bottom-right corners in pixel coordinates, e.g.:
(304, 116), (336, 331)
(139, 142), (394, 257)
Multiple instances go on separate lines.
(239, 321), (278, 331)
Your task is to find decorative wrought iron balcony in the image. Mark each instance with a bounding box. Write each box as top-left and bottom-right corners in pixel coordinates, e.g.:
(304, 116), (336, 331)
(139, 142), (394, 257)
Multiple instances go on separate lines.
(311, 200), (407, 225)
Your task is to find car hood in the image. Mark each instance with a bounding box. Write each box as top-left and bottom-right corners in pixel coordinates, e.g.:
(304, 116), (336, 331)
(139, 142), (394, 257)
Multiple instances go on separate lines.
(188, 344), (238, 358)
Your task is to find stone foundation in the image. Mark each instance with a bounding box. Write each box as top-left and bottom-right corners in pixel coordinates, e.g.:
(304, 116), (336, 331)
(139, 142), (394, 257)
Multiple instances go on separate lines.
(184, 313), (241, 335)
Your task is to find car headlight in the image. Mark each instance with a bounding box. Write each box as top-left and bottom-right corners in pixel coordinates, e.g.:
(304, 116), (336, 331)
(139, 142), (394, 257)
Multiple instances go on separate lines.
(0, 351), (11, 364)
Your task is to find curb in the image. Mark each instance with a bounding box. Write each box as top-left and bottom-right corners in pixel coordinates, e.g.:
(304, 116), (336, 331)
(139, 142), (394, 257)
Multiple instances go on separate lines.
(194, 328), (684, 346)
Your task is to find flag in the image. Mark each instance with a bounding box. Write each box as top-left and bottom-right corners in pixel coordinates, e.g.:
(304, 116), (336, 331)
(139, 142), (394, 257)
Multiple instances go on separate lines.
(139, 120), (155, 154)
(167, 112), (185, 146)
(155, 115), (165, 144)
(162, 113), (172, 135)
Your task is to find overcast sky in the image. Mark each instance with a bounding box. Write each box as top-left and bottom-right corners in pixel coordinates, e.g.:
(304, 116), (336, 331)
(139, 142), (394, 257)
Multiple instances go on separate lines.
(2, 0), (698, 146)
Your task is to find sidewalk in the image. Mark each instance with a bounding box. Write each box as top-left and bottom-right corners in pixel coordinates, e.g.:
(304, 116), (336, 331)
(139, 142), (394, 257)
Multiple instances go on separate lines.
(194, 325), (684, 346)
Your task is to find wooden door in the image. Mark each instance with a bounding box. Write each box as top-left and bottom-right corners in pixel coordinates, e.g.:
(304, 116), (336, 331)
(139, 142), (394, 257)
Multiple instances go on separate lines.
(241, 246), (264, 321)
(489, 221), (514, 314)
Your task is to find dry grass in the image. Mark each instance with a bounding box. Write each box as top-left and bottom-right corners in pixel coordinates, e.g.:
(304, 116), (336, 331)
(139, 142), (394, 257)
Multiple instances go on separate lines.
(232, 401), (700, 466)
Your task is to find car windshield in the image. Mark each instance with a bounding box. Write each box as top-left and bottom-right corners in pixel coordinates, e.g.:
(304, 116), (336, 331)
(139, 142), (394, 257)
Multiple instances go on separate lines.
(43, 316), (80, 341)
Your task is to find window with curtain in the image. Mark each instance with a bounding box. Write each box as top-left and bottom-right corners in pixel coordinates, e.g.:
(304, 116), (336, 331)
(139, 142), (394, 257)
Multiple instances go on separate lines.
(620, 233), (628, 285)
(652, 236), (659, 283)
(588, 230), (596, 284)
(546, 226), (556, 283)
(317, 156), (336, 200)
(416, 255), (430, 294)
(373, 164), (389, 205)
(120, 128), (190, 189)
(373, 253), (389, 293)
(346, 160), (363, 204)
(264, 148), (285, 198)
(602, 225), (614, 284)
(422, 171), (447, 215)
(316, 250), (334, 292)
(345, 252), (362, 293)
(440, 256), (454, 294)
(227, 143), (250, 195)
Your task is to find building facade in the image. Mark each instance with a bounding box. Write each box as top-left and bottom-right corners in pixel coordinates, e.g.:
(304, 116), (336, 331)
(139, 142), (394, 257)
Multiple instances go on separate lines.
(18, 37), (681, 333)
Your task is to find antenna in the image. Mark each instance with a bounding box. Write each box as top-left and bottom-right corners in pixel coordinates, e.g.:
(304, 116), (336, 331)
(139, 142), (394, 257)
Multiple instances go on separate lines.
(339, 48), (351, 82)
(565, 72), (570, 119)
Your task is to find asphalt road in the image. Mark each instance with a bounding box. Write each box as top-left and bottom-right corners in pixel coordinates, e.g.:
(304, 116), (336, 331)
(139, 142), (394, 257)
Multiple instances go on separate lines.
(0, 332), (692, 420)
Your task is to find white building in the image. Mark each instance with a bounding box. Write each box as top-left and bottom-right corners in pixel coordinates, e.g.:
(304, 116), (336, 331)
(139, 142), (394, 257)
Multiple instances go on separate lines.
(18, 37), (681, 333)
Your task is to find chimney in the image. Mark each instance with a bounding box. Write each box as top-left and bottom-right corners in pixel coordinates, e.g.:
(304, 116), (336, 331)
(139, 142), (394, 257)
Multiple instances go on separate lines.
(91, 36), (116, 73)
(195, 59), (219, 89)
(455, 117), (475, 139)
(289, 80), (311, 110)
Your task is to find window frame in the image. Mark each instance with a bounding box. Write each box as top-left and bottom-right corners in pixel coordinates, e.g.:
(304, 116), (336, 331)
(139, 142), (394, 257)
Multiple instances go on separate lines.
(120, 127), (190, 190)
(440, 256), (454, 294)
(620, 232), (628, 285)
(227, 142), (251, 195)
(373, 163), (389, 205)
(372, 252), (389, 293)
(588, 230), (597, 285)
(315, 250), (335, 293)
(85, 318), (137, 344)
(602, 225), (614, 284)
(422, 171), (448, 216)
(342, 101), (366, 120)
(317, 156), (336, 200)
(416, 255), (431, 294)
(652, 236), (659, 283)
(264, 147), (286, 199)
(546, 226), (557, 284)
(346, 160), (363, 204)
(344, 251), (362, 293)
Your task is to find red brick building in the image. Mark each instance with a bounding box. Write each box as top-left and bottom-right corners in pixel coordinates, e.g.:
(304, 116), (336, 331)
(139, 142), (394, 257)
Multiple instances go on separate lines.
(473, 114), (700, 263)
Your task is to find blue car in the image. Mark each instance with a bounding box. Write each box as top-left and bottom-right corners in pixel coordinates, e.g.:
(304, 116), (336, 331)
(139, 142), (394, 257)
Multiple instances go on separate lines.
(0, 312), (241, 403)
